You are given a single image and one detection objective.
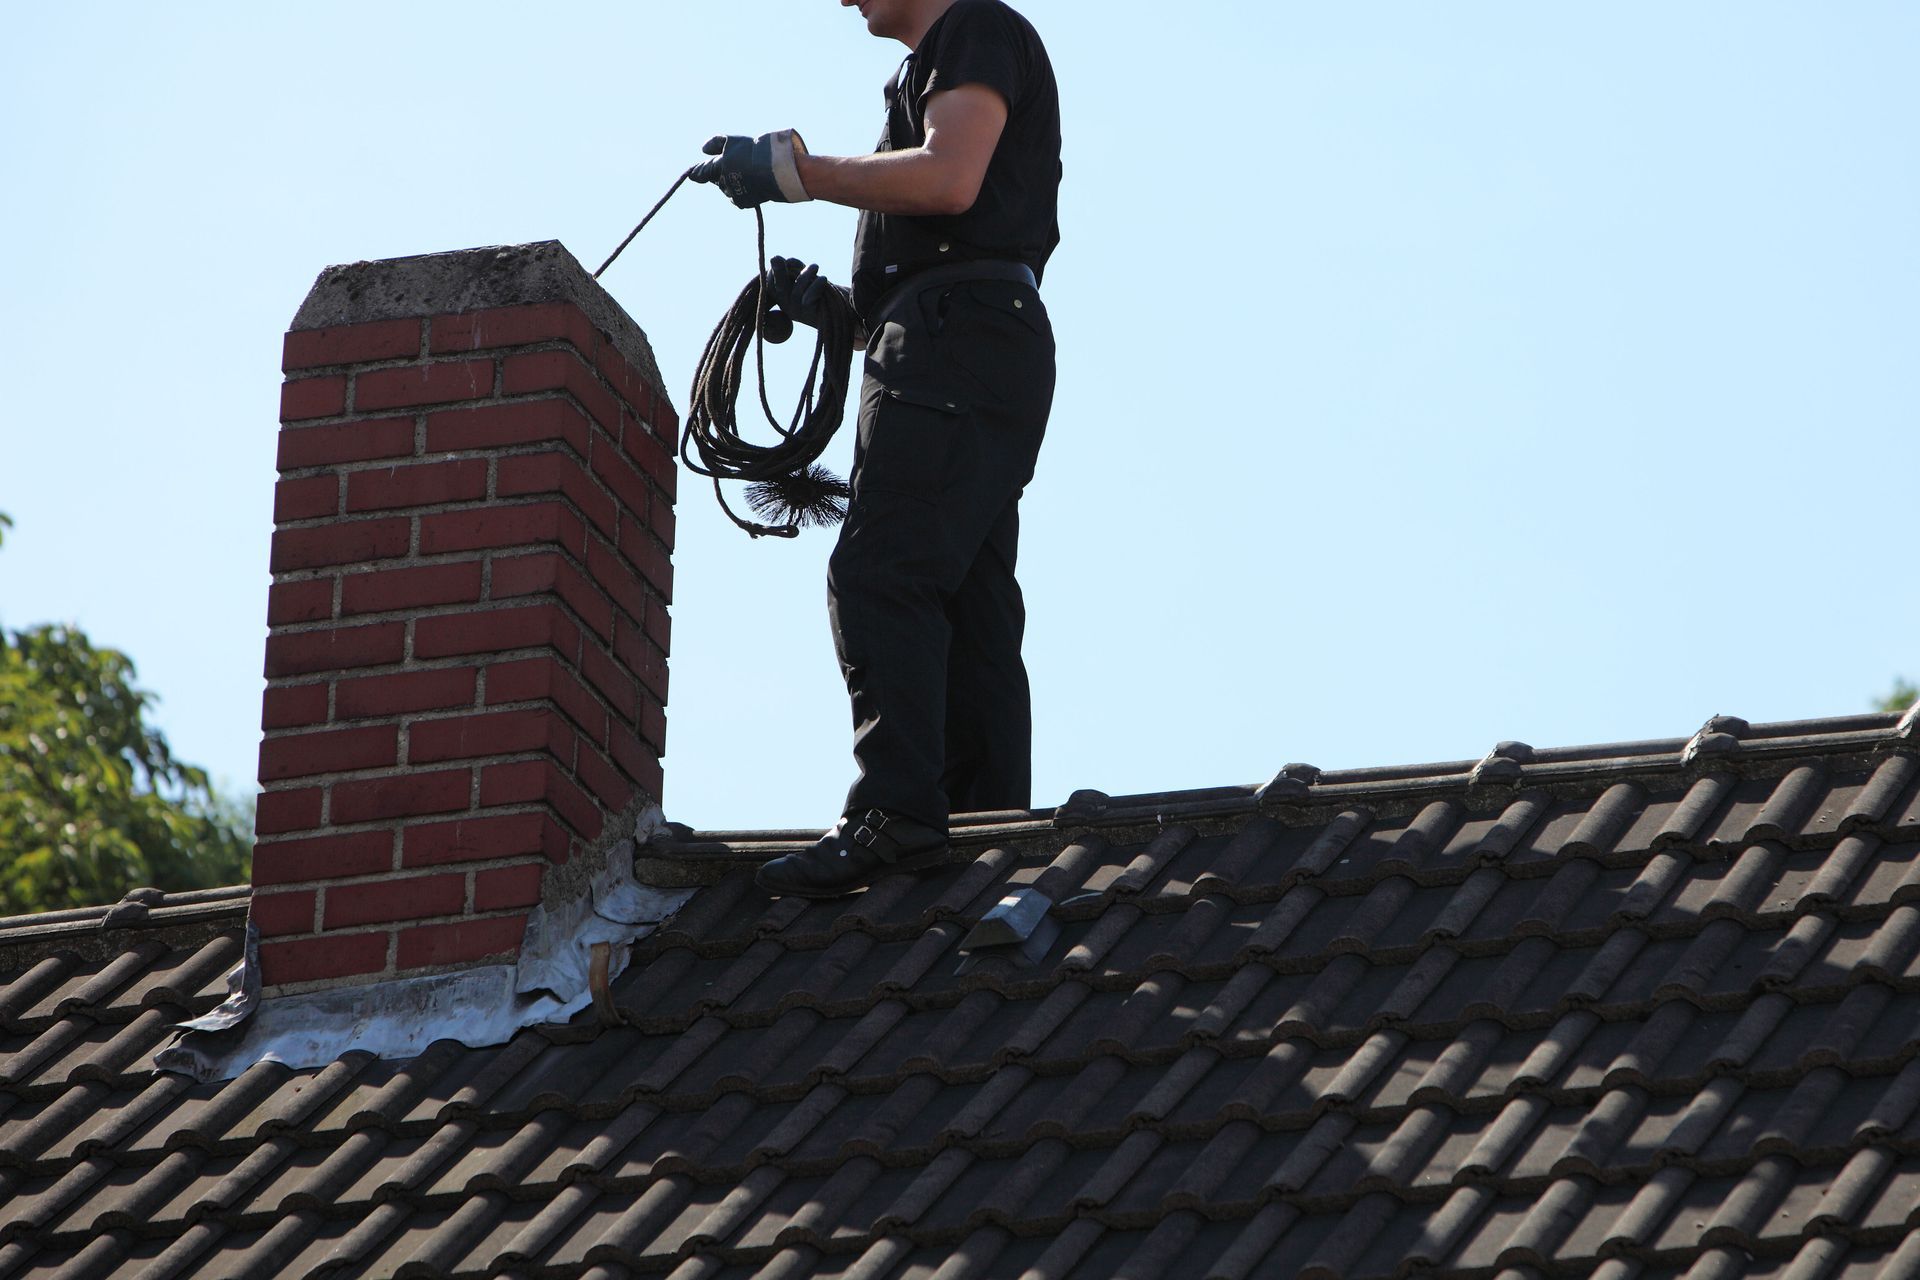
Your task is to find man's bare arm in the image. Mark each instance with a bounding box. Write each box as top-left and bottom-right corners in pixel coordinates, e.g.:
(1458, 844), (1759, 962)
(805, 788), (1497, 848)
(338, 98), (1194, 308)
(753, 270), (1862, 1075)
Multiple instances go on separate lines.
(795, 84), (1009, 216)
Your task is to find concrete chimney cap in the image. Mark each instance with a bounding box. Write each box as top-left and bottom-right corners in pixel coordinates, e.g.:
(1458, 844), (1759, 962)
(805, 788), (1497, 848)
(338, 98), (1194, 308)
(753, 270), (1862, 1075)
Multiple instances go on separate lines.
(291, 240), (667, 402)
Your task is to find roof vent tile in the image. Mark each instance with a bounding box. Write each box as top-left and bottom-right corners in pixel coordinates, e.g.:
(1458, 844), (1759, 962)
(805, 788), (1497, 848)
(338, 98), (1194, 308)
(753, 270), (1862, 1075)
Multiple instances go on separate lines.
(1683, 715), (1750, 766)
(956, 887), (1061, 971)
(1053, 789), (1111, 825)
(1468, 742), (1535, 787)
(1256, 763), (1322, 805)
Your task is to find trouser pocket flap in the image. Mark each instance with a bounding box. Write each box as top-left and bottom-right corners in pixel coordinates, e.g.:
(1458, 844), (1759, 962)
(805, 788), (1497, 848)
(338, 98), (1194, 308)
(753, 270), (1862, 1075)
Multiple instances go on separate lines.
(886, 384), (968, 414)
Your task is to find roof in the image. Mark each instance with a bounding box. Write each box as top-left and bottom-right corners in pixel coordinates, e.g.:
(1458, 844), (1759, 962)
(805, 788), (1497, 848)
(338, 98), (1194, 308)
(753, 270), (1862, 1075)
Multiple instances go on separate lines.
(4, 710), (1920, 1279)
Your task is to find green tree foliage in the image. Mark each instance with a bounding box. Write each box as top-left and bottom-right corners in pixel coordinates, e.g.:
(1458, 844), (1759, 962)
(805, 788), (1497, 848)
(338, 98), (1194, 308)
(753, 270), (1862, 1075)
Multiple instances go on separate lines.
(1880, 678), (1919, 714)
(0, 515), (251, 913)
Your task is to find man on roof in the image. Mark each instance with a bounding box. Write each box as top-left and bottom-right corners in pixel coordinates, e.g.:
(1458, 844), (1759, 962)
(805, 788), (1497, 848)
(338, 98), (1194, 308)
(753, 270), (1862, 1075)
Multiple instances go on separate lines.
(691, 0), (1063, 898)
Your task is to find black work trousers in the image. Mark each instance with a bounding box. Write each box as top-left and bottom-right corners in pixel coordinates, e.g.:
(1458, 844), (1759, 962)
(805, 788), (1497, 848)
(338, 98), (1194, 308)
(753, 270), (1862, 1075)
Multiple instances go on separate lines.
(828, 272), (1056, 831)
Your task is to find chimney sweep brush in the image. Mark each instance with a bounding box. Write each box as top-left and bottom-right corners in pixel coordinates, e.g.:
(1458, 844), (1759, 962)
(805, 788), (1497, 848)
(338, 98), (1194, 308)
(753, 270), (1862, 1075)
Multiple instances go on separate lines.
(594, 171), (859, 538)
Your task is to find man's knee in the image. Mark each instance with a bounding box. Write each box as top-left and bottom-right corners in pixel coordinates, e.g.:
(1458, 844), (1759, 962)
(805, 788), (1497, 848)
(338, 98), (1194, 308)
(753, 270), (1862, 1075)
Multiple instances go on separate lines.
(828, 514), (950, 610)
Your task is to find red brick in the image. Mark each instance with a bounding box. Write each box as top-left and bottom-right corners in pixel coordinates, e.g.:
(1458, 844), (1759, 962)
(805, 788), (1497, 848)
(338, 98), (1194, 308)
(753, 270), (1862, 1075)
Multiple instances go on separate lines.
(486, 656), (609, 744)
(593, 344), (657, 420)
(345, 458), (488, 512)
(262, 682), (329, 731)
(474, 761), (599, 839)
(324, 872), (466, 929)
(616, 522), (673, 605)
(269, 518), (411, 573)
(340, 560), (483, 616)
(475, 862), (546, 912)
(267, 578), (335, 626)
(576, 641), (640, 722)
(260, 932), (389, 987)
(335, 667), (477, 720)
(496, 450), (619, 538)
(584, 538), (647, 623)
(424, 399), (589, 455)
(252, 829), (396, 884)
(274, 474), (340, 522)
(284, 319), (422, 371)
(259, 724), (398, 781)
(631, 744), (664, 803)
(486, 551), (559, 598)
(491, 551), (614, 641)
(478, 760), (548, 807)
(639, 698), (667, 759)
(280, 376), (346, 422)
(264, 622), (406, 679)
(330, 768), (472, 824)
(643, 597), (671, 654)
(610, 720), (663, 791)
(622, 410), (679, 494)
(277, 417), (416, 470)
(651, 399), (679, 444)
(419, 502), (585, 559)
(486, 550), (558, 597)
(413, 603), (580, 662)
(396, 915), (525, 971)
(404, 811), (568, 868)
(574, 739), (632, 812)
(408, 708), (573, 766)
(254, 787), (324, 837)
(587, 437), (650, 521)
(502, 350), (620, 435)
(250, 889), (318, 937)
(429, 302), (594, 355)
(652, 500), (676, 553)
(613, 618), (668, 703)
(354, 359), (494, 412)
(548, 765), (603, 840)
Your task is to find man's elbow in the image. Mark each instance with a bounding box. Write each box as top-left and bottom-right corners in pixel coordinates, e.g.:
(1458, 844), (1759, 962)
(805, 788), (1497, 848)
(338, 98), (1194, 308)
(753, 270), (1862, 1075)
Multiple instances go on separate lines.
(921, 157), (986, 215)
(925, 173), (990, 216)
(928, 182), (981, 216)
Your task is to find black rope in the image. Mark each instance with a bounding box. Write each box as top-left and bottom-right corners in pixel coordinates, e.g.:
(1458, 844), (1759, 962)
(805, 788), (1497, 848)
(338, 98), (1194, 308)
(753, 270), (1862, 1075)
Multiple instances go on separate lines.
(594, 172), (859, 538)
(592, 170), (694, 281)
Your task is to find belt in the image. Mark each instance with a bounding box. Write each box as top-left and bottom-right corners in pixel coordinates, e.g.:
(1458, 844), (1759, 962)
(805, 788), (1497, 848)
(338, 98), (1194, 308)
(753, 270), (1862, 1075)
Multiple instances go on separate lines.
(871, 258), (1037, 331)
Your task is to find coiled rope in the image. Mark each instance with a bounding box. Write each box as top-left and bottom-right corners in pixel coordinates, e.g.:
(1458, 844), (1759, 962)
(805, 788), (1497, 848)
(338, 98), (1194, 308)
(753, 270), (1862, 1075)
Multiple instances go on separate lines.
(594, 171), (859, 538)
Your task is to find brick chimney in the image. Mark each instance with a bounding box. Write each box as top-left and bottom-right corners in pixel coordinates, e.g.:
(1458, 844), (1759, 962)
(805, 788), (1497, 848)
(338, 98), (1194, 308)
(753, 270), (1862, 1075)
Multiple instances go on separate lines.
(251, 242), (675, 995)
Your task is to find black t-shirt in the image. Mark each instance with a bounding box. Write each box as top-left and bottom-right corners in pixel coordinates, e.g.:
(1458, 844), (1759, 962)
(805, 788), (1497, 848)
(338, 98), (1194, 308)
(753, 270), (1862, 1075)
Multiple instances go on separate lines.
(849, 0), (1062, 320)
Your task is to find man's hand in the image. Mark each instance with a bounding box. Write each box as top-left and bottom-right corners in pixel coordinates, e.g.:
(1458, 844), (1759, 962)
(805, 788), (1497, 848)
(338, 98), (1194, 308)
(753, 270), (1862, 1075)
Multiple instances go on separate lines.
(688, 131), (813, 209)
(768, 257), (831, 330)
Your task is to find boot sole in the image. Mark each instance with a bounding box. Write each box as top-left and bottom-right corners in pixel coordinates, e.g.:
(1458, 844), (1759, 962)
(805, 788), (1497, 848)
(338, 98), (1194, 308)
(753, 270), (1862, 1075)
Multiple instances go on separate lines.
(755, 844), (950, 899)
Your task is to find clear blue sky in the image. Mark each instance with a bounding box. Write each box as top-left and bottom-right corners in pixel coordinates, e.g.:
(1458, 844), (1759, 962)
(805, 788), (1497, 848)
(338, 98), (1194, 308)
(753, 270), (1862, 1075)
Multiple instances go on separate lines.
(2, 2), (1915, 833)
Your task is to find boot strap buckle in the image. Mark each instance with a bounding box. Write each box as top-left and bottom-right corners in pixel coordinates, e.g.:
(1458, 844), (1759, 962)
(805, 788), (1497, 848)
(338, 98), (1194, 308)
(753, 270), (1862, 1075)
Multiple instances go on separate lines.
(852, 809), (890, 850)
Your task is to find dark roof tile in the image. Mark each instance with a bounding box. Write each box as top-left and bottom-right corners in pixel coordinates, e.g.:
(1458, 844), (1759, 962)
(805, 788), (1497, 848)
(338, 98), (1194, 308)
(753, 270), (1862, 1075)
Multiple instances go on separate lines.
(1859, 1158), (1920, 1233)
(11, 717), (1920, 1275)
(112, 934), (244, 1015)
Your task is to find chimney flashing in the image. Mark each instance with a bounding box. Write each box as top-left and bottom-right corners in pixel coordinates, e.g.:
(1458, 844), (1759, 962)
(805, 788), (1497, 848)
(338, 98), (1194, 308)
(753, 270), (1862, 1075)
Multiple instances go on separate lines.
(158, 823), (692, 1082)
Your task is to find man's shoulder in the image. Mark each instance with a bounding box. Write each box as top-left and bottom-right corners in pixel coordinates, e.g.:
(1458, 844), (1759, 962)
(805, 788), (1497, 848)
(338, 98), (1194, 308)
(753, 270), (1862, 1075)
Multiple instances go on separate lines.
(934, 0), (1044, 48)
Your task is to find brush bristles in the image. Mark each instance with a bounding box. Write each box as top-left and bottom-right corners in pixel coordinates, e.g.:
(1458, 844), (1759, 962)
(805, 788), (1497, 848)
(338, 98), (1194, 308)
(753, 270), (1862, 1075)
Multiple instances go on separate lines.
(744, 464), (852, 529)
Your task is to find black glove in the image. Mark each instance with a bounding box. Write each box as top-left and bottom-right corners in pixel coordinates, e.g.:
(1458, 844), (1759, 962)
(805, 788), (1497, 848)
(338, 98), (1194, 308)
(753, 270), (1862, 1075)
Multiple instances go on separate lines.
(768, 257), (831, 330)
(688, 130), (812, 209)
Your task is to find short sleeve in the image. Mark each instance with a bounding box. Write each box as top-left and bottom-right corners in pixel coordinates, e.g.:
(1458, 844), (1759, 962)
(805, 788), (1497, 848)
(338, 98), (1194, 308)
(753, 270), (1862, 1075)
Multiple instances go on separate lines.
(922, 2), (1025, 110)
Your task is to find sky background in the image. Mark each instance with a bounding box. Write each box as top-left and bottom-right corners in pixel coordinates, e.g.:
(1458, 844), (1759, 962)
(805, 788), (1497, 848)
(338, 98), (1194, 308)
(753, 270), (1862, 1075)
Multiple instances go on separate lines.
(2, 2), (1915, 836)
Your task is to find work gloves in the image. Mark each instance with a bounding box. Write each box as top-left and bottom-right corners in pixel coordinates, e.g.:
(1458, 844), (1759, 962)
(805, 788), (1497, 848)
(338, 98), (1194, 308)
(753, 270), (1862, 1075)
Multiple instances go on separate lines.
(689, 130), (812, 208)
(767, 256), (831, 330)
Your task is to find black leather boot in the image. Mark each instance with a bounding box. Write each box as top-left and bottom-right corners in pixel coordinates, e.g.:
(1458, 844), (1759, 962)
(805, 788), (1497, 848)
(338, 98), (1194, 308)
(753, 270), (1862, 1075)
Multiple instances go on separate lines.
(755, 808), (949, 898)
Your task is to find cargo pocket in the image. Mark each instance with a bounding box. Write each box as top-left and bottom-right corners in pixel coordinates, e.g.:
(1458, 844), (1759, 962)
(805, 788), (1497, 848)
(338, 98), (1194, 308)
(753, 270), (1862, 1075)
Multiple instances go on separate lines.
(856, 381), (965, 500)
(939, 281), (1053, 406)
